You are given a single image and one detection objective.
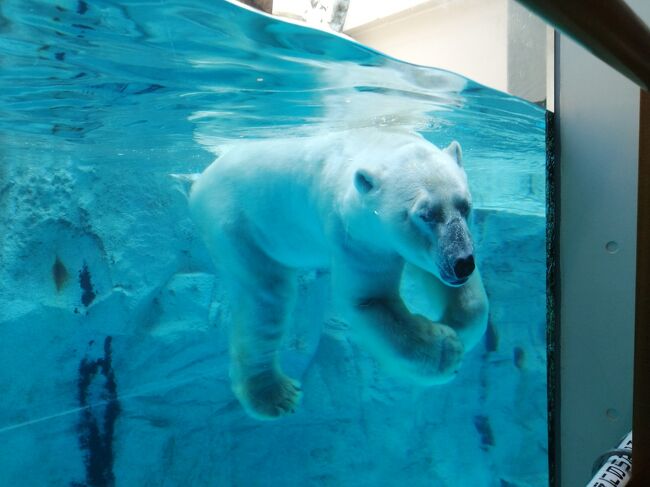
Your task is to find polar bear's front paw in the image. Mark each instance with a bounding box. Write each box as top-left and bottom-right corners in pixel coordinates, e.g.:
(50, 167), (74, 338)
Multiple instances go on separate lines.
(402, 317), (464, 385)
(232, 370), (302, 420)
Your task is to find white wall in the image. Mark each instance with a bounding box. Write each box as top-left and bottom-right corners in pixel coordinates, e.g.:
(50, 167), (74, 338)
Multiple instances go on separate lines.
(506, 0), (546, 103)
(345, 0), (548, 104)
(344, 0), (431, 30)
(346, 0), (509, 93)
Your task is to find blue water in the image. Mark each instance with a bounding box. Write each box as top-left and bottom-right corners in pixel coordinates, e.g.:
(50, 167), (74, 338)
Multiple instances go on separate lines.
(0, 1), (547, 486)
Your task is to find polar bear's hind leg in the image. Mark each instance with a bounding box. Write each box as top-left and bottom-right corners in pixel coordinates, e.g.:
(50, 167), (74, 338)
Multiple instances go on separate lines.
(224, 242), (302, 420)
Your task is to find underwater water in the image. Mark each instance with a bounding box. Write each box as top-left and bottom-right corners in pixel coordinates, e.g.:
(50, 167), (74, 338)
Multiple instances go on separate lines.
(0, 0), (548, 486)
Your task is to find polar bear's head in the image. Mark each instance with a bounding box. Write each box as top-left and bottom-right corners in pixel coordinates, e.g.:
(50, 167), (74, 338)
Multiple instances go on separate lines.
(354, 138), (475, 287)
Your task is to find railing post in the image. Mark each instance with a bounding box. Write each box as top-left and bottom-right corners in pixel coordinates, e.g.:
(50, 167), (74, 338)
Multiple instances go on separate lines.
(631, 89), (650, 486)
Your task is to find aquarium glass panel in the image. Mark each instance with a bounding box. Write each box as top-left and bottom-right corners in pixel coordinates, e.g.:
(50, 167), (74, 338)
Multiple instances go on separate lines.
(0, 1), (548, 486)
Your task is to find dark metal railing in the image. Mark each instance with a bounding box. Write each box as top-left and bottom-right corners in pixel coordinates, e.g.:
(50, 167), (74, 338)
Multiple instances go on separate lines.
(515, 0), (650, 91)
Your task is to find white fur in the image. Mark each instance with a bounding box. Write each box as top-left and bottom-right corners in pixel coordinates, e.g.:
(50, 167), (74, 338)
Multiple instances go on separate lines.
(189, 128), (488, 420)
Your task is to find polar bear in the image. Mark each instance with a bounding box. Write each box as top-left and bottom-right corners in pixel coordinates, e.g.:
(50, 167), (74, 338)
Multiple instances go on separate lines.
(187, 128), (488, 420)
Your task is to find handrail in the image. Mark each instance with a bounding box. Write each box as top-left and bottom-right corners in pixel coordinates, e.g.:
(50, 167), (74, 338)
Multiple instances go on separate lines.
(515, 0), (650, 91)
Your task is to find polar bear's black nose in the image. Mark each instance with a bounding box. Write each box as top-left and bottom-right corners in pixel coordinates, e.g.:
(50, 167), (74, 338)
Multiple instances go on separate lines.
(453, 255), (475, 280)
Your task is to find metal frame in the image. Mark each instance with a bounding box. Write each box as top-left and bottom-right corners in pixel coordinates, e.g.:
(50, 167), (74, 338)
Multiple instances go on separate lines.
(555, 30), (640, 485)
(510, 2), (650, 483)
(631, 88), (650, 486)
(516, 0), (650, 91)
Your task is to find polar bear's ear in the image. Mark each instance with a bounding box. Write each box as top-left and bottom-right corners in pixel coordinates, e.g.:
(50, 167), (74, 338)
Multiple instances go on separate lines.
(354, 169), (379, 194)
(444, 141), (463, 167)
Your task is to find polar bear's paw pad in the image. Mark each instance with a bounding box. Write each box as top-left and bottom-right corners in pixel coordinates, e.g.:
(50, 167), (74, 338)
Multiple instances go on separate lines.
(404, 319), (464, 384)
(233, 371), (303, 420)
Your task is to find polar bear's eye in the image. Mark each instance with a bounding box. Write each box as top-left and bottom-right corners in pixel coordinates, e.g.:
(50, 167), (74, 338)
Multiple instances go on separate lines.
(420, 206), (443, 223)
(458, 200), (471, 218)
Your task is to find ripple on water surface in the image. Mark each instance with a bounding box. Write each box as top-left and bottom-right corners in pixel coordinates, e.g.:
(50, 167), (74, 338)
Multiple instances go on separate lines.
(0, 0), (545, 217)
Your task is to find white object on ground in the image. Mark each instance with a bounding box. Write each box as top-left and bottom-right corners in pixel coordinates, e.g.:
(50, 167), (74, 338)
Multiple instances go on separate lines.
(586, 431), (632, 487)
